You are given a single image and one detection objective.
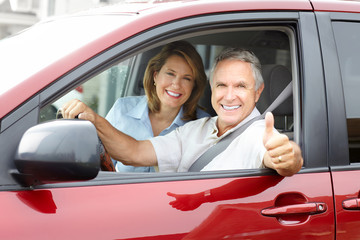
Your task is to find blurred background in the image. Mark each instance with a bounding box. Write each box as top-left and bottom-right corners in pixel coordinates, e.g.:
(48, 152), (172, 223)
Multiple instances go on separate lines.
(0, 0), (126, 39)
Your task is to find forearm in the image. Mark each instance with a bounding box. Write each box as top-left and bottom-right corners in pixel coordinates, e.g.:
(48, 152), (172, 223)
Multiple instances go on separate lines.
(60, 99), (157, 166)
(94, 115), (157, 167)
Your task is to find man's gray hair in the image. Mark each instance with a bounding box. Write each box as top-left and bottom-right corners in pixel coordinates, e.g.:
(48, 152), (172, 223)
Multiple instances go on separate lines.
(209, 48), (264, 90)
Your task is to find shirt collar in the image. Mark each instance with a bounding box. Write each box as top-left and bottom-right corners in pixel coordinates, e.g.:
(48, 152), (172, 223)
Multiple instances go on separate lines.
(127, 96), (148, 120)
(171, 107), (187, 128)
(233, 107), (261, 130)
(127, 95), (186, 129)
(211, 107), (261, 138)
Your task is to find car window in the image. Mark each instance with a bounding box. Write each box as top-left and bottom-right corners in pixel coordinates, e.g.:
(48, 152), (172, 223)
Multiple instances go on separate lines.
(40, 28), (294, 126)
(332, 21), (360, 163)
(40, 57), (134, 121)
(187, 29), (293, 135)
(39, 27), (295, 168)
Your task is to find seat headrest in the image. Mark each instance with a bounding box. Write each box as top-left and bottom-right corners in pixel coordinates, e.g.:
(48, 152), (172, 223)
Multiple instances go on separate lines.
(257, 64), (293, 115)
(198, 80), (216, 116)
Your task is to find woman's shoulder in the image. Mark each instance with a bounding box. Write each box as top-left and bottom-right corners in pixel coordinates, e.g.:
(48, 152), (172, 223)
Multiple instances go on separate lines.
(107, 96), (147, 120)
(114, 95), (146, 107)
(111, 95), (146, 112)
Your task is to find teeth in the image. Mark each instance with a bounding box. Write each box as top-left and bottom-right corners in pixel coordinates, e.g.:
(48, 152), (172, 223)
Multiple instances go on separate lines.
(222, 105), (240, 110)
(167, 90), (180, 97)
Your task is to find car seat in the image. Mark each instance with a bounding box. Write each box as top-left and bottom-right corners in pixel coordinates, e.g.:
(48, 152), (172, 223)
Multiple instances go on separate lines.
(198, 80), (216, 116)
(257, 64), (293, 137)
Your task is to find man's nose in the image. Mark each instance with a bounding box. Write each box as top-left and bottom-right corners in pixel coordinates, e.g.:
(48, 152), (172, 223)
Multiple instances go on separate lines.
(224, 87), (235, 101)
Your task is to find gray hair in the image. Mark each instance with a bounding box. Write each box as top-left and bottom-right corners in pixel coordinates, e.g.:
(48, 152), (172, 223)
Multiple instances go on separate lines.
(209, 48), (264, 90)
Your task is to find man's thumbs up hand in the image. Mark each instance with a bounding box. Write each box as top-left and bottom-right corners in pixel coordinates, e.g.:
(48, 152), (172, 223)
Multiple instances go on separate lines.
(263, 112), (275, 146)
(262, 112), (302, 176)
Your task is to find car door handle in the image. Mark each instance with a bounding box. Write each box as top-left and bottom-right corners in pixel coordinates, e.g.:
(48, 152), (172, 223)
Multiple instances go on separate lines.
(342, 198), (360, 210)
(261, 202), (327, 217)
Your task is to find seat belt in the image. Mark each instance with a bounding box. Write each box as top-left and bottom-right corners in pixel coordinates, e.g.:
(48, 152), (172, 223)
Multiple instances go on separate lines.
(188, 81), (293, 172)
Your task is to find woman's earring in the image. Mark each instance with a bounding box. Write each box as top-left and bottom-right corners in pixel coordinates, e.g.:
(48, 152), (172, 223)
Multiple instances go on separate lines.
(154, 82), (156, 86)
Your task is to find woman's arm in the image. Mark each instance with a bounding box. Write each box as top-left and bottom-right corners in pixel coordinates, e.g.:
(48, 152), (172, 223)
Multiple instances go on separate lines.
(61, 99), (158, 167)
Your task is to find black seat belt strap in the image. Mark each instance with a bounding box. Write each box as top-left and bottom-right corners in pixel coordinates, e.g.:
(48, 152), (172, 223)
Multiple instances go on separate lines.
(188, 81), (293, 172)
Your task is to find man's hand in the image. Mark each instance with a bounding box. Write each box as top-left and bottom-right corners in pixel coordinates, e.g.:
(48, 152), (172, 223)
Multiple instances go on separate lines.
(263, 112), (303, 176)
(167, 192), (205, 211)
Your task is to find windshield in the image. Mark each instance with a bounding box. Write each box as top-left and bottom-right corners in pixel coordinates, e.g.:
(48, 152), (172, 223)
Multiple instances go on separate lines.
(0, 14), (134, 96)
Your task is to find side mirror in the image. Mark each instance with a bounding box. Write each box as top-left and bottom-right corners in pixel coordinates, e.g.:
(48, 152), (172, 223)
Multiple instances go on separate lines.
(11, 120), (100, 187)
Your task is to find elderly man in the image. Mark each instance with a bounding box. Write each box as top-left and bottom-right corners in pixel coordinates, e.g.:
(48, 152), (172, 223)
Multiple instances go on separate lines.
(62, 48), (303, 176)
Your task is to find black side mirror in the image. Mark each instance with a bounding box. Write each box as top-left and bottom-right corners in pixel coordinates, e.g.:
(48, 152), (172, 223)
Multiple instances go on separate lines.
(11, 120), (100, 187)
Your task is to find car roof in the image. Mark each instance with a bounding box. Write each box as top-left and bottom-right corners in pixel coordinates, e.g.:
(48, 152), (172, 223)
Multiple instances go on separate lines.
(311, 0), (360, 13)
(0, 0), (358, 118)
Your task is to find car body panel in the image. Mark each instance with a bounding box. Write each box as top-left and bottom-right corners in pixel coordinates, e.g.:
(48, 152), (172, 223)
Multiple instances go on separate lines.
(315, 7), (360, 240)
(1, 0), (360, 238)
(1, 173), (334, 240)
(312, 0), (360, 13)
(331, 169), (360, 240)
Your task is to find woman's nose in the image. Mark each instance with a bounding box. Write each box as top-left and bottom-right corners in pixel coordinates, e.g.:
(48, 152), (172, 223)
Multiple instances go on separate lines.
(172, 77), (181, 89)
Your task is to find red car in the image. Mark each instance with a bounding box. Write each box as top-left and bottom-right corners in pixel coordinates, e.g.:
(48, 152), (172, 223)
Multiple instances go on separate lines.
(1, 0), (360, 239)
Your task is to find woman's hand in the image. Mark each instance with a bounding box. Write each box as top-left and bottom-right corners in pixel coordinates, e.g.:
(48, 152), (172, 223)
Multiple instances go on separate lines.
(60, 99), (98, 124)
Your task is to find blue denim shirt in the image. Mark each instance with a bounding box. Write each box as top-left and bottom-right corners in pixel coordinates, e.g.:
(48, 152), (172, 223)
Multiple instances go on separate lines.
(105, 95), (210, 172)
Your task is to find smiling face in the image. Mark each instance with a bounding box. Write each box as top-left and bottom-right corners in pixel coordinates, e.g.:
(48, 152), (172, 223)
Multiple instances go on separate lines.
(153, 54), (195, 112)
(211, 59), (264, 135)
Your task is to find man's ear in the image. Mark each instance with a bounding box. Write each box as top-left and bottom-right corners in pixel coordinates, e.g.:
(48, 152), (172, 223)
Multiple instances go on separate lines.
(255, 83), (264, 103)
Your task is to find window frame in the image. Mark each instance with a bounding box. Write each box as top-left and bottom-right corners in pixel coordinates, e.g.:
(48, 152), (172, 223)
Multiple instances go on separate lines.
(316, 11), (360, 168)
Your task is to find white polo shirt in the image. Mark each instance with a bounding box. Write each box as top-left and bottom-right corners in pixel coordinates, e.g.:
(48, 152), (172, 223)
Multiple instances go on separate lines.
(150, 108), (267, 172)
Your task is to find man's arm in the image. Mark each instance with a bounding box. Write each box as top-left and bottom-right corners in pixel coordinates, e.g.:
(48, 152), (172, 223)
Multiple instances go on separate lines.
(61, 99), (157, 167)
(262, 112), (303, 176)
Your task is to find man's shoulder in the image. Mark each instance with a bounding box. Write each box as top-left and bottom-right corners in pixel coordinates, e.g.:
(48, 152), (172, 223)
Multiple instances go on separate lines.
(176, 116), (216, 136)
(184, 116), (214, 127)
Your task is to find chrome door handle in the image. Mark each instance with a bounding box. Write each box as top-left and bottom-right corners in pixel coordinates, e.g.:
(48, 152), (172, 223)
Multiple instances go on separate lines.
(261, 202), (327, 217)
(343, 198), (360, 210)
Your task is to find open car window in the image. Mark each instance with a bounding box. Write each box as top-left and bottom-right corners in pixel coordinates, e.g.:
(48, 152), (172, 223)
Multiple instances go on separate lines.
(40, 57), (134, 121)
(39, 26), (296, 171)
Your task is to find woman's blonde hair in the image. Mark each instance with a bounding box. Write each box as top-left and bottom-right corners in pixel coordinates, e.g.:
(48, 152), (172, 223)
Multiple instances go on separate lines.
(143, 41), (207, 121)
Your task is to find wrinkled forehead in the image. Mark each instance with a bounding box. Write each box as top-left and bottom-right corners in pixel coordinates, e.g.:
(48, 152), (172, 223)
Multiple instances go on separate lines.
(211, 59), (254, 85)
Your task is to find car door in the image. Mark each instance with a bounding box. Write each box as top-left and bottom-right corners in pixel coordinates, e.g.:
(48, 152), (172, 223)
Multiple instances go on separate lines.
(315, 6), (360, 239)
(0, 5), (335, 240)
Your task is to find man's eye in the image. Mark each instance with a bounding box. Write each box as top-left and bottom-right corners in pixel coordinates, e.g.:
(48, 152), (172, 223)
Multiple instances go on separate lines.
(167, 72), (175, 76)
(237, 83), (247, 88)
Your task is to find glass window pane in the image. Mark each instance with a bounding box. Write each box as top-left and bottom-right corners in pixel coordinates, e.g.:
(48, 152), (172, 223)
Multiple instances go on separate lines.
(333, 21), (360, 162)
